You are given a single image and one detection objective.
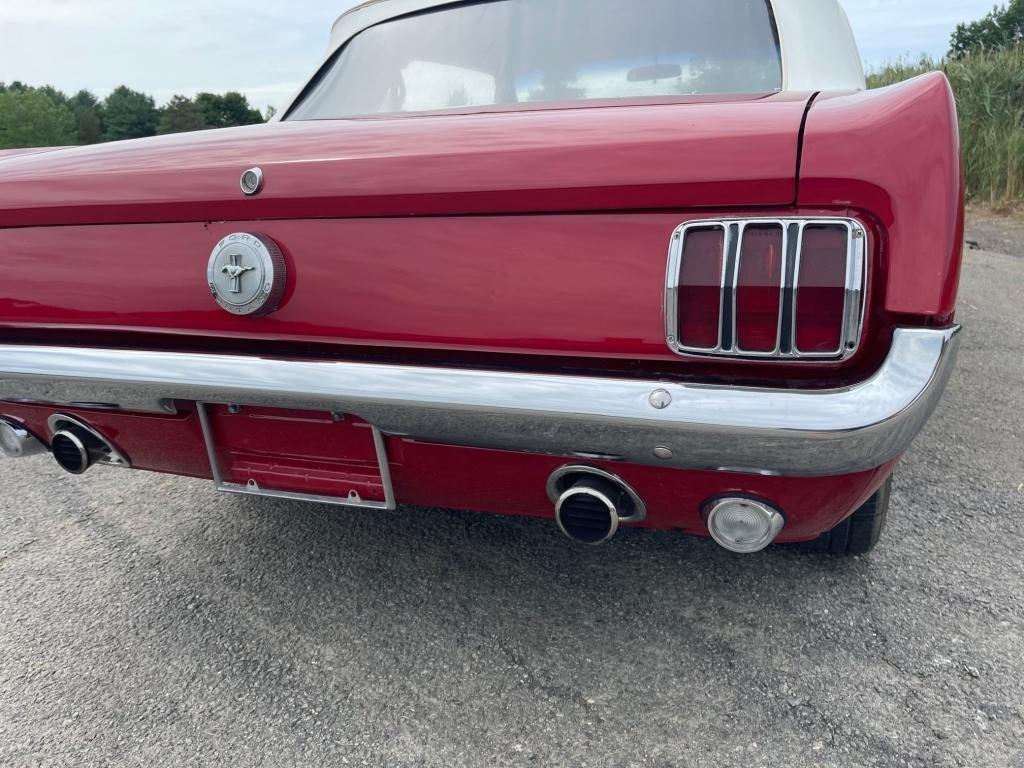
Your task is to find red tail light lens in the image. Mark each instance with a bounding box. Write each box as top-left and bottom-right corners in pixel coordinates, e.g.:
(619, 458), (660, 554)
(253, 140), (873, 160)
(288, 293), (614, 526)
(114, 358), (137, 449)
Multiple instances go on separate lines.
(667, 218), (864, 361)
(795, 226), (849, 354)
(735, 225), (784, 352)
(676, 226), (725, 350)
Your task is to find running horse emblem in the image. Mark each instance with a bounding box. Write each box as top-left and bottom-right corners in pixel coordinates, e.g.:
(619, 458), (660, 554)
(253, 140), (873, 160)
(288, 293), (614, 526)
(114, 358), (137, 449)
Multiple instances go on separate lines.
(220, 253), (257, 293)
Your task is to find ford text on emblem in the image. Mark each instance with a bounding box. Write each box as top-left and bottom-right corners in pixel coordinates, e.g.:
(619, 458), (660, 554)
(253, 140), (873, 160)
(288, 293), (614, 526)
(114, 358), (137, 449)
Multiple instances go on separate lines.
(207, 233), (287, 317)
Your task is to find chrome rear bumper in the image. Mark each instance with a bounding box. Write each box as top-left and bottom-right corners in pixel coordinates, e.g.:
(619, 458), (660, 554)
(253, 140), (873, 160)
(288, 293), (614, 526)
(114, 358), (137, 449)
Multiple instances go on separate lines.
(0, 326), (959, 476)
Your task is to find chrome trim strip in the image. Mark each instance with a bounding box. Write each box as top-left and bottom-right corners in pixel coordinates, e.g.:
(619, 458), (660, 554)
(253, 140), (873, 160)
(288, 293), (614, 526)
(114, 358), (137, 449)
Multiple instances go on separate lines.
(788, 223), (805, 353)
(846, 226), (868, 352)
(0, 326), (960, 477)
(195, 402), (396, 510)
(666, 217), (868, 361)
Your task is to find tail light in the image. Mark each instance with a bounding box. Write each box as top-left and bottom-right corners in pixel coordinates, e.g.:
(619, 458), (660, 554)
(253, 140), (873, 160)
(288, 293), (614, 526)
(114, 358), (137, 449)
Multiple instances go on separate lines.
(665, 218), (866, 360)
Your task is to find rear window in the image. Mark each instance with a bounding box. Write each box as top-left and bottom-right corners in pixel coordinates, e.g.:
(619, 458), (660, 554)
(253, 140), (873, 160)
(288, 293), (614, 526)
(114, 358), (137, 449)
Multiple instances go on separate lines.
(286, 0), (782, 120)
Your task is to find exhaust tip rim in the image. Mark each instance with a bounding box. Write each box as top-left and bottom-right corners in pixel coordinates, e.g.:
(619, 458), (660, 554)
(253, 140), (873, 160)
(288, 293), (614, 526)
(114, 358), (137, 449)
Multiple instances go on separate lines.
(46, 413), (129, 469)
(546, 465), (646, 524)
(50, 430), (92, 475)
(555, 486), (620, 546)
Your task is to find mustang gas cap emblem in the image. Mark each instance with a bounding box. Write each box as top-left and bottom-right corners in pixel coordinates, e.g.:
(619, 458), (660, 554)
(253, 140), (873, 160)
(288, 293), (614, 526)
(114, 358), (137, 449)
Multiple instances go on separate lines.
(206, 232), (287, 316)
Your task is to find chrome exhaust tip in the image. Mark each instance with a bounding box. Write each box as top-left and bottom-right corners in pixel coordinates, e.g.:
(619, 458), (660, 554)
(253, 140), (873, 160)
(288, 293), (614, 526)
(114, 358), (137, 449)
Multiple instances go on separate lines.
(50, 429), (107, 475)
(547, 466), (646, 546)
(47, 414), (129, 475)
(0, 419), (47, 459)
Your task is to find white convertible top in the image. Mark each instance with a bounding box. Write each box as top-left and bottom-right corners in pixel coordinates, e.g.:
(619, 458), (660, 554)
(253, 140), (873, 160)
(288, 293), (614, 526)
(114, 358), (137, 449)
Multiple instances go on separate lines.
(277, 0), (865, 118)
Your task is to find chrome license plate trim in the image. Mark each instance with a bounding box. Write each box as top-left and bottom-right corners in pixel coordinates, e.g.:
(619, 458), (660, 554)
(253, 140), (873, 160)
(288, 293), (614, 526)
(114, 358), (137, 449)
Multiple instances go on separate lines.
(195, 402), (397, 510)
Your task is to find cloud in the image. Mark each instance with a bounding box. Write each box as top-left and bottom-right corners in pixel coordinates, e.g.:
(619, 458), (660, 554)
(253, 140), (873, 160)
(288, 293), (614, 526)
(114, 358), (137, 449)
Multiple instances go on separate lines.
(839, 0), (995, 66)
(0, 0), (355, 111)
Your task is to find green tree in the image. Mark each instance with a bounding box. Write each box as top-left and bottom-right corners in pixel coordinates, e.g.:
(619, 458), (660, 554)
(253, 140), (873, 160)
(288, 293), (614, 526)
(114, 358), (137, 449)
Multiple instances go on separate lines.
(102, 85), (158, 141)
(67, 89), (104, 145)
(951, 0), (1024, 57)
(157, 95), (208, 135)
(0, 89), (76, 149)
(194, 91), (264, 128)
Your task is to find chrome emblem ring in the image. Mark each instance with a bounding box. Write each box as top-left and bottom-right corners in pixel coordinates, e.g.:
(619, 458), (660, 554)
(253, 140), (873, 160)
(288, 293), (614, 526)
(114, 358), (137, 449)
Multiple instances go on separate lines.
(207, 233), (286, 316)
(240, 167), (264, 196)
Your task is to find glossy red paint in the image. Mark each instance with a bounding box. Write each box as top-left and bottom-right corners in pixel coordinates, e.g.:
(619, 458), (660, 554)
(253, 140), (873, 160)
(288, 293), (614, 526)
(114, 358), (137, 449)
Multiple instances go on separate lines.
(800, 73), (965, 318)
(0, 147), (71, 161)
(0, 211), (892, 375)
(0, 80), (963, 542)
(0, 96), (810, 229)
(0, 402), (896, 542)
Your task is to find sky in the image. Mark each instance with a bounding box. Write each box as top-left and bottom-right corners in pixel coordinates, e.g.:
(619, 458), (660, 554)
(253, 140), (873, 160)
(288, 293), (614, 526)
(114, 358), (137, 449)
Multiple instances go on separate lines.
(0, 0), (1000, 114)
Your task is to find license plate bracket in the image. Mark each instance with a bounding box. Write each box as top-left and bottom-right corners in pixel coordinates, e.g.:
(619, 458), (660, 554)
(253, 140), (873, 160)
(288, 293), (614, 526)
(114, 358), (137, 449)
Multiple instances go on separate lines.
(195, 403), (396, 510)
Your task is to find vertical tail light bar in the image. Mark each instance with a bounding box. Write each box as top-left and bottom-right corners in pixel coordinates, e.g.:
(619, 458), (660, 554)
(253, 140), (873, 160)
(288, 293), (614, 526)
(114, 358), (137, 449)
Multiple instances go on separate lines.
(665, 218), (866, 360)
(673, 225), (727, 350)
(734, 224), (786, 354)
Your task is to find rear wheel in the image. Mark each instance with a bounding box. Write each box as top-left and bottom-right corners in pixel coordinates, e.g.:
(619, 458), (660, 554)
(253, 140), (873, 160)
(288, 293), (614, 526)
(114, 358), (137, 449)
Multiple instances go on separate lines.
(804, 475), (892, 555)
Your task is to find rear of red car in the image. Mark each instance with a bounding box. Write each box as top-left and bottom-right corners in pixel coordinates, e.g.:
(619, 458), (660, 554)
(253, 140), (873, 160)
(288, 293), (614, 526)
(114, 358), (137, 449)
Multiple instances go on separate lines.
(0, 0), (963, 554)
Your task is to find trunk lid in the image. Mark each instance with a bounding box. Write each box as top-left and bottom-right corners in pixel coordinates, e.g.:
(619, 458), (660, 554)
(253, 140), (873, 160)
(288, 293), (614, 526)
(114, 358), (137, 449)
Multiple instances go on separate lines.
(0, 96), (808, 227)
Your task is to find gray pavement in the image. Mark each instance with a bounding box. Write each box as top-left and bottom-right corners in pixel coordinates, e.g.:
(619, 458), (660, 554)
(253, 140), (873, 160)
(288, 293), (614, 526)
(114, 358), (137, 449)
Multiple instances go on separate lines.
(1, 217), (1022, 767)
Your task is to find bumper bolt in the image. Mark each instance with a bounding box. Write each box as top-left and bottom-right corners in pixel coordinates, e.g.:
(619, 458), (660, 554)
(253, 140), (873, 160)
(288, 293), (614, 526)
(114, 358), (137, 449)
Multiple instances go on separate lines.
(649, 389), (672, 409)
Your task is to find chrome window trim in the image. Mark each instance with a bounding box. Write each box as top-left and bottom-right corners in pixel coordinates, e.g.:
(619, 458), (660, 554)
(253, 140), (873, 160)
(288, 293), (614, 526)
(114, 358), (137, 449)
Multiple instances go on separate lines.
(665, 217), (868, 361)
(0, 327), (960, 477)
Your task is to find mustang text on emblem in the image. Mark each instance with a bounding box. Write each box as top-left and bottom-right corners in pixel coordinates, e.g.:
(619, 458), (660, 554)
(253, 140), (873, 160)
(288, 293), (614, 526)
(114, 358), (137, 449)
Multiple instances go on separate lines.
(206, 232), (287, 316)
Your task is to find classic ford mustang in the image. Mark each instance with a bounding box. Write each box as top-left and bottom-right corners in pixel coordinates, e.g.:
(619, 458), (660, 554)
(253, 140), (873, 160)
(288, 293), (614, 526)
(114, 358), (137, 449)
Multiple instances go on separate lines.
(0, 0), (963, 554)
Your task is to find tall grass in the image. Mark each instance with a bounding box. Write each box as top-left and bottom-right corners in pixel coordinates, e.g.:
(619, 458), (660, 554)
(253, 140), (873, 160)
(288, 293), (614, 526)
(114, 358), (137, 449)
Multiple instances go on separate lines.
(868, 48), (1024, 207)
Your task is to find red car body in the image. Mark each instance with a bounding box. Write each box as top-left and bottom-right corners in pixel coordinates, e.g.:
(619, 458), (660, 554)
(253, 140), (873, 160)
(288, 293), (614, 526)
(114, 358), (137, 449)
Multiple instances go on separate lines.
(0, 5), (963, 553)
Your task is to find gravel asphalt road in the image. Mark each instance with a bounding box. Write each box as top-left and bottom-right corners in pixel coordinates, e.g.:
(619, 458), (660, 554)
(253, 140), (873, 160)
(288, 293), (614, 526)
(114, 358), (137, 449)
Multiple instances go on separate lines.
(1, 216), (1022, 767)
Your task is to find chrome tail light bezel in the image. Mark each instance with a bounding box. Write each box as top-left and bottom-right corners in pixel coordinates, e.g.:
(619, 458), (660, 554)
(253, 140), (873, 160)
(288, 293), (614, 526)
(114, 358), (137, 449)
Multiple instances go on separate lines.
(664, 217), (868, 361)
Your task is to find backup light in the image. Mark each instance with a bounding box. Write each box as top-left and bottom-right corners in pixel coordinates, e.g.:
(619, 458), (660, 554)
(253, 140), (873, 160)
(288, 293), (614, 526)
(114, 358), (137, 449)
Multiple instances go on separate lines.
(705, 497), (785, 554)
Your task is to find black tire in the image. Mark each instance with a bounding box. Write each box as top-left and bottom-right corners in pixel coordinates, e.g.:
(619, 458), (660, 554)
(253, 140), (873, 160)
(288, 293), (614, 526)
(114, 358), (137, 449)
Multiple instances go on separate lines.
(804, 475), (892, 555)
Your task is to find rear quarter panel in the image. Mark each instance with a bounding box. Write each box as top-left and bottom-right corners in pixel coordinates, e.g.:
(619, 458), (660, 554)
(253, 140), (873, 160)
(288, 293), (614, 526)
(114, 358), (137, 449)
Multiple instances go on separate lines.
(799, 72), (964, 320)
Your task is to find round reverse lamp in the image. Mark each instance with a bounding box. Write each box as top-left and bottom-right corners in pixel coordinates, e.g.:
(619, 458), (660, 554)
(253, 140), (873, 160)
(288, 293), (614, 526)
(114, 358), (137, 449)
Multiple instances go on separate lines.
(705, 498), (785, 554)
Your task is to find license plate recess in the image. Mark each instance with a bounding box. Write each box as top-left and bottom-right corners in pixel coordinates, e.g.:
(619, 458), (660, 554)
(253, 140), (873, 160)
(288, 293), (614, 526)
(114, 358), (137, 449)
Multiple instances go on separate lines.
(195, 403), (395, 509)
